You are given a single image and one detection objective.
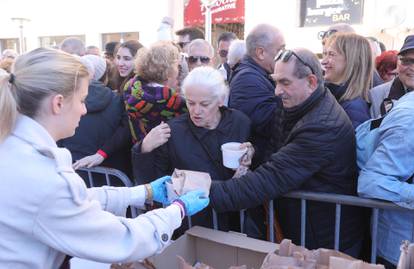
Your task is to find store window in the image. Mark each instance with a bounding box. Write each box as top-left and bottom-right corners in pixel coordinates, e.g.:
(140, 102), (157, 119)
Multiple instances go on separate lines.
(101, 32), (139, 48)
(39, 35), (85, 48)
(0, 38), (19, 53)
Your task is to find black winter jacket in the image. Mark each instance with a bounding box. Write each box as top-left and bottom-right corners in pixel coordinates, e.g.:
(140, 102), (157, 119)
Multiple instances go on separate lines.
(211, 86), (365, 253)
(59, 81), (132, 177)
(132, 107), (251, 235)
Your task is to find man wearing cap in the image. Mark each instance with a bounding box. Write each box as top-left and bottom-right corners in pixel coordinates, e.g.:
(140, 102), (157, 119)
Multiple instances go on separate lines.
(370, 35), (414, 118)
(358, 38), (414, 266)
(211, 48), (365, 255)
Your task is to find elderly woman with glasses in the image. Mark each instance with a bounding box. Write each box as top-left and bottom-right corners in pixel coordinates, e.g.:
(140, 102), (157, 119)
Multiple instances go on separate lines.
(132, 66), (255, 236)
(321, 33), (373, 129)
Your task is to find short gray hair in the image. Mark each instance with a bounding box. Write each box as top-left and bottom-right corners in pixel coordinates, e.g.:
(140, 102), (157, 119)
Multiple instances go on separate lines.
(292, 48), (323, 87)
(60, 37), (85, 56)
(182, 66), (228, 101)
(187, 39), (214, 58)
(227, 40), (246, 67)
(246, 24), (280, 57)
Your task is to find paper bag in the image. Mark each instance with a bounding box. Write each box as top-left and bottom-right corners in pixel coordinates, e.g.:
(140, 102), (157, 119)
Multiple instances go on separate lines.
(330, 256), (385, 269)
(397, 240), (414, 269)
(171, 169), (211, 196)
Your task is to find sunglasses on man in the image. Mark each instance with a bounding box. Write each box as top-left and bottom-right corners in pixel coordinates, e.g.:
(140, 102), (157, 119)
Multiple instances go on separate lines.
(317, 29), (338, 40)
(274, 50), (316, 75)
(187, 55), (211, 64)
(399, 56), (414, 66)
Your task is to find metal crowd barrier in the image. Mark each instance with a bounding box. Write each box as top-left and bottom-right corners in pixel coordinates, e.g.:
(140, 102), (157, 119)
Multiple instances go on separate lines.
(75, 167), (412, 263)
(281, 191), (411, 263)
(76, 166), (138, 217)
(204, 191), (411, 263)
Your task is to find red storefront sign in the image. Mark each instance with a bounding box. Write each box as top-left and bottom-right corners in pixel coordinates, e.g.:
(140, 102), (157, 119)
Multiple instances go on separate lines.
(184, 0), (245, 26)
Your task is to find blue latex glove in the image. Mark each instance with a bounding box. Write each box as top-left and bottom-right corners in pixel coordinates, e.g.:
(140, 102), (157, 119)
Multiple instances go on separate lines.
(149, 175), (170, 205)
(178, 190), (210, 216)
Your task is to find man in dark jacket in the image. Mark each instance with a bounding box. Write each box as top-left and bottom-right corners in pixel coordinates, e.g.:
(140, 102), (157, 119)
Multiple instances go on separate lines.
(228, 24), (285, 164)
(211, 48), (364, 256)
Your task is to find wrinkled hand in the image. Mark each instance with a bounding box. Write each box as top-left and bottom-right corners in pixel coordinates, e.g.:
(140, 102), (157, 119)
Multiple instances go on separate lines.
(149, 175), (171, 204)
(233, 165), (249, 178)
(178, 190), (209, 216)
(239, 142), (254, 167)
(73, 153), (105, 170)
(141, 122), (171, 153)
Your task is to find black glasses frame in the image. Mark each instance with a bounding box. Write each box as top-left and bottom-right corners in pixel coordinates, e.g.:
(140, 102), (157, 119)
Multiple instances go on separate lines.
(187, 55), (211, 64)
(398, 56), (414, 66)
(317, 29), (338, 40)
(274, 50), (316, 75)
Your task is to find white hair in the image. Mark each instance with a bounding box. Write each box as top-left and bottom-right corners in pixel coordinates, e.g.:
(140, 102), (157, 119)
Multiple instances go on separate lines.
(227, 40), (246, 68)
(182, 66), (229, 101)
(187, 39), (214, 58)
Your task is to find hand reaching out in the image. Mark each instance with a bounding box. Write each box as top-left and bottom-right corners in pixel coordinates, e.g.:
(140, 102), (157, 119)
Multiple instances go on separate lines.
(141, 122), (171, 153)
(73, 153), (105, 170)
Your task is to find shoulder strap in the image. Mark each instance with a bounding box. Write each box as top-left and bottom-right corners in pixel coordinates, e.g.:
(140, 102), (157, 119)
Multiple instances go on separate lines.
(187, 125), (228, 178)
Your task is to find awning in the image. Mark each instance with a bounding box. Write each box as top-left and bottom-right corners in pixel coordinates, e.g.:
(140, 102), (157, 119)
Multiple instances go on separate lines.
(184, 0), (245, 26)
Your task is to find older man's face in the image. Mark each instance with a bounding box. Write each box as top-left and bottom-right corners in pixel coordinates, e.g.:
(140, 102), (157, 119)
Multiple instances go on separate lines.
(263, 34), (285, 73)
(273, 59), (313, 108)
(187, 45), (212, 71)
(397, 50), (414, 89)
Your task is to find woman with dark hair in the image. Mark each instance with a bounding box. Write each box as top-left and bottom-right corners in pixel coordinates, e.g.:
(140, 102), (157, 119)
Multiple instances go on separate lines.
(114, 40), (143, 93)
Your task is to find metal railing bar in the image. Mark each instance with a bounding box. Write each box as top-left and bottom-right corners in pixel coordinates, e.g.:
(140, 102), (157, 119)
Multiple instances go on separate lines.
(269, 200), (275, 243)
(284, 191), (406, 211)
(371, 208), (379, 263)
(301, 199), (306, 246)
(334, 203), (341, 250)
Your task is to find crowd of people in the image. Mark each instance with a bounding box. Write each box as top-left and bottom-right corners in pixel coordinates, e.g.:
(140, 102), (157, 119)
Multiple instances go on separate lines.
(0, 20), (413, 269)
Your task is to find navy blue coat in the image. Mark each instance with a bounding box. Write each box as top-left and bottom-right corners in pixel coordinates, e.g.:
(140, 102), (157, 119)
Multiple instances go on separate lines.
(210, 87), (365, 254)
(229, 56), (281, 164)
(326, 82), (370, 129)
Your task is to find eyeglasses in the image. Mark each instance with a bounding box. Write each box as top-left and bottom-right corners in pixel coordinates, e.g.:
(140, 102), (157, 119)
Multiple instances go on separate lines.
(219, 49), (228, 58)
(177, 41), (190, 49)
(399, 56), (414, 66)
(274, 50), (316, 75)
(187, 55), (211, 64)
(317, 29), (338, 40)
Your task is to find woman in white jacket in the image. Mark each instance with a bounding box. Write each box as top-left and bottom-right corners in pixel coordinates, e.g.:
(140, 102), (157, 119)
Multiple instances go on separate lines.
(0, 48), (209, 269)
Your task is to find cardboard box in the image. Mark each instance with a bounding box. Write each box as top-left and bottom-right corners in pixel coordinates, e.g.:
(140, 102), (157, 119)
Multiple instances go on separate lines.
(139, 226), (278, 269)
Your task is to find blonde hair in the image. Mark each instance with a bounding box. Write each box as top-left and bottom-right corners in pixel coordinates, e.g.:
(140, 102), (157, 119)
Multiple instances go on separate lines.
(0, 48), (88, 142)
(326, 33), (373, 101)
(135, 41), (180, 84)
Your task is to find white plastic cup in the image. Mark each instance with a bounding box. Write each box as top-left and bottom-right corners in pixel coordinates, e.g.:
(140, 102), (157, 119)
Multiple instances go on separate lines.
(221, 142), (247, 169)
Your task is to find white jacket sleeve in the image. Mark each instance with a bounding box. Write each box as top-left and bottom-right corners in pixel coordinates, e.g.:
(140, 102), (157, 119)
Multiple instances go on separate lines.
(86, 186), (146, 216)
(32, 179), (181, 263)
